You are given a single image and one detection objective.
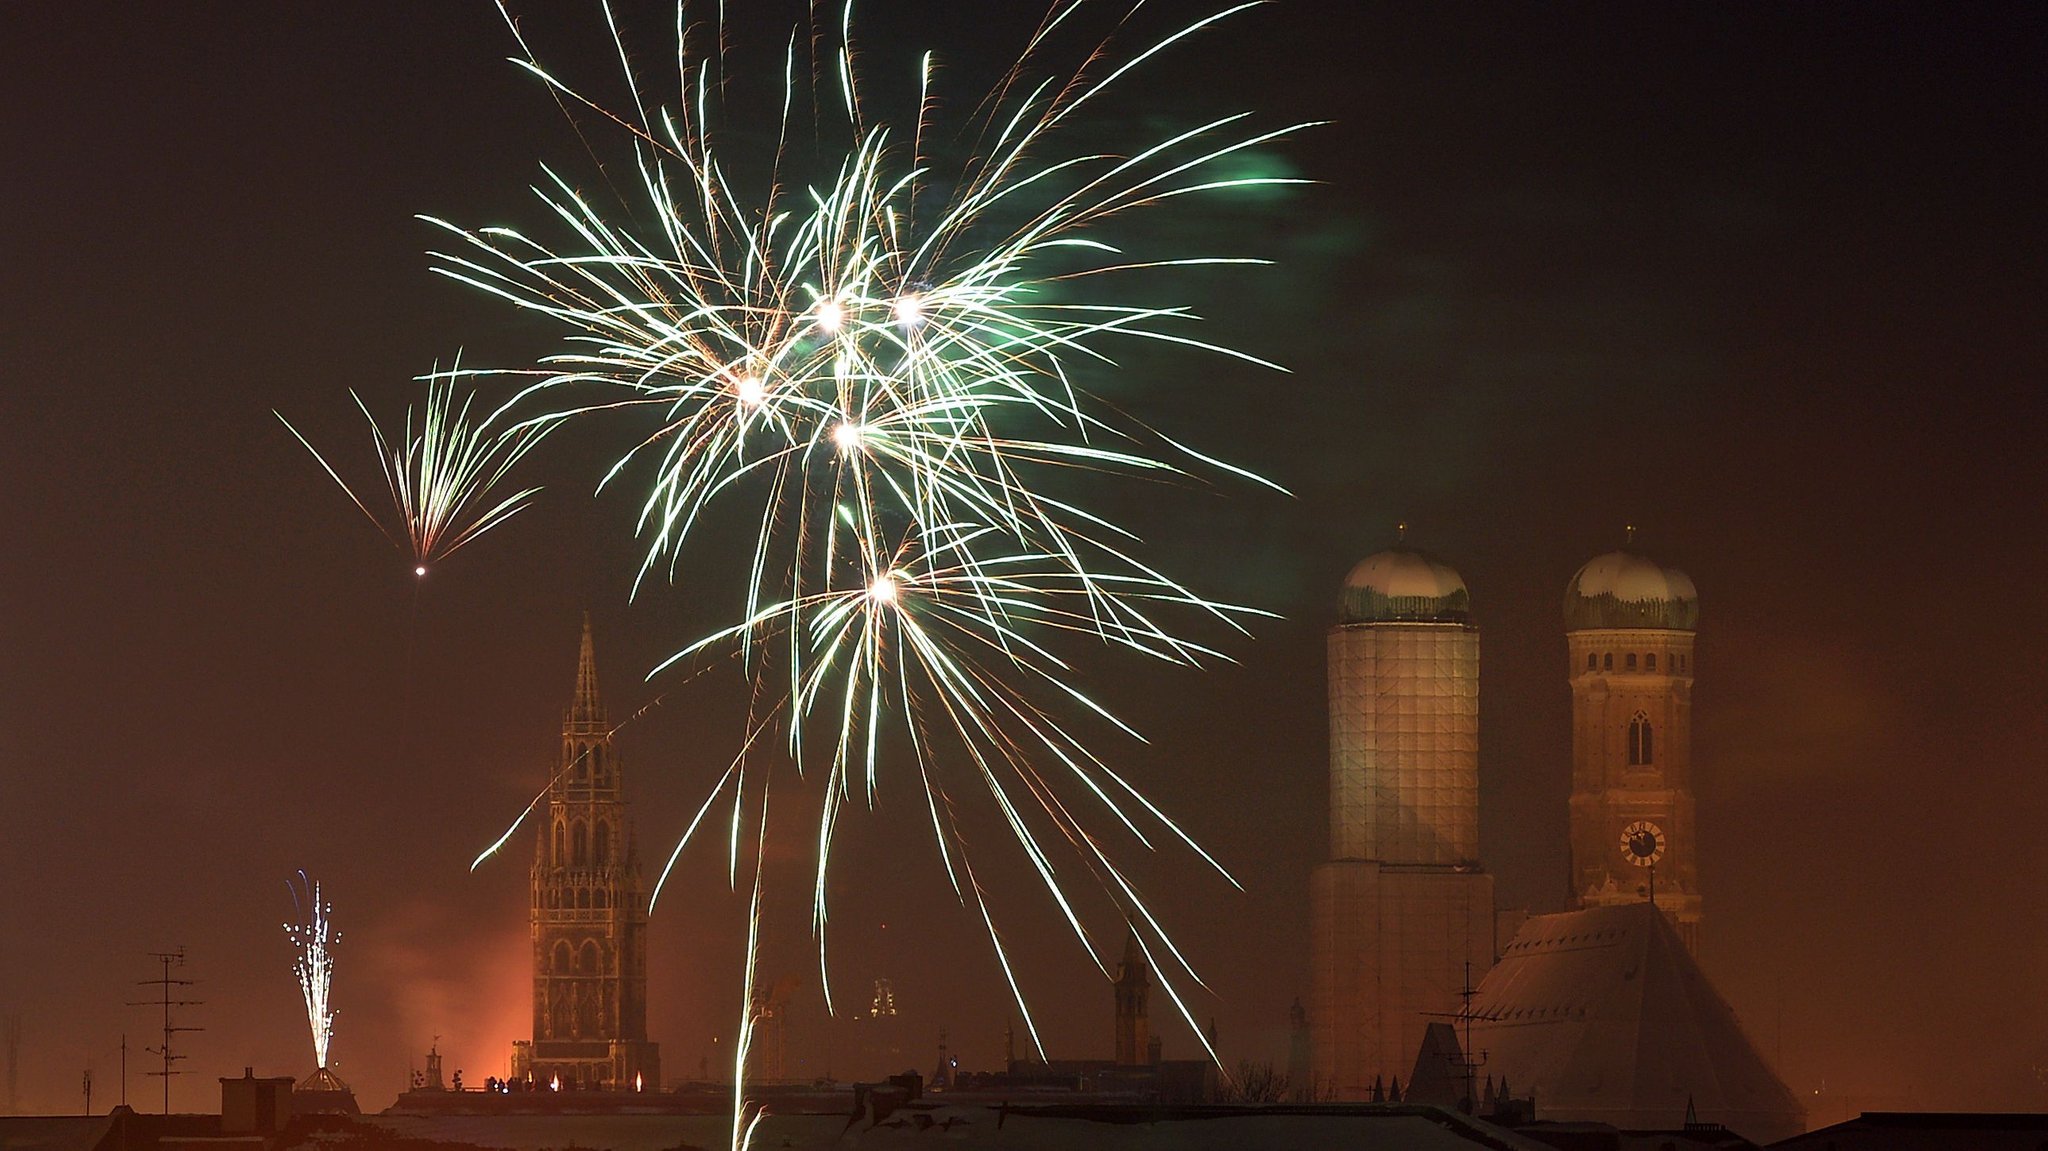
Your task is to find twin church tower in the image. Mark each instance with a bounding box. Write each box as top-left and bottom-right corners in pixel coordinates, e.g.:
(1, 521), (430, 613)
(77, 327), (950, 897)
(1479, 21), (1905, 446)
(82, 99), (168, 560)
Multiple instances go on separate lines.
(1309, 532), (1703, 1095)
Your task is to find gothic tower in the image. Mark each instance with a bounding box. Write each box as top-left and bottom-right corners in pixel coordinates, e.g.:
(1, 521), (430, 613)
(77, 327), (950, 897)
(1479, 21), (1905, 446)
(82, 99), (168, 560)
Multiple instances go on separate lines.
(1112, 929), (1151, 1066)
(1565, 543), (1703, 952)
(511, 616), (661, 1090)
(1310, 539), (1495, 1099)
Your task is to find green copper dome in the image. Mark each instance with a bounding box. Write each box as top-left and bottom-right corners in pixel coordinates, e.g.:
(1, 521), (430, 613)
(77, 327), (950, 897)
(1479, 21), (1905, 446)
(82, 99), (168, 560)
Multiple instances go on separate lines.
(1338, 546), (1471, 625)
(1565, 550), (1698, 631)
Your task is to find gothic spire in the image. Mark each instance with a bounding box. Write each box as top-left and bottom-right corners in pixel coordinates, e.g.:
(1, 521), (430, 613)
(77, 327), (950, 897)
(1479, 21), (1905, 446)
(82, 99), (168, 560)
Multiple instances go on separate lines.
(571, 611), (604, 727)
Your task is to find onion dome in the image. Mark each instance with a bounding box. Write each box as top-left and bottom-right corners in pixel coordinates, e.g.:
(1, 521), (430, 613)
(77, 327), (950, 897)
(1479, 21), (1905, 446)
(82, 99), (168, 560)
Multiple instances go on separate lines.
(1565, 549), (1698, 631)
(1339, 545), (1471, 625)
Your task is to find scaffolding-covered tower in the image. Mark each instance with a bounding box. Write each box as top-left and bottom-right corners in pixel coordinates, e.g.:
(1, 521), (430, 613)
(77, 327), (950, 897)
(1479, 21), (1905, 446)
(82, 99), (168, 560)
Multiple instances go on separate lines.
(1310, 540), (1495, 1099)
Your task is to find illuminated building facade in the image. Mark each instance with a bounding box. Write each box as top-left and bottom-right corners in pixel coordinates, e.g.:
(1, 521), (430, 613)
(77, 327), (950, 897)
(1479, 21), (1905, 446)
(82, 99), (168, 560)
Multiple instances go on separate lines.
(1565, 547), (1704, 952)
(510, 617), (660, 1090)
(1309, 541), (1494, 1098)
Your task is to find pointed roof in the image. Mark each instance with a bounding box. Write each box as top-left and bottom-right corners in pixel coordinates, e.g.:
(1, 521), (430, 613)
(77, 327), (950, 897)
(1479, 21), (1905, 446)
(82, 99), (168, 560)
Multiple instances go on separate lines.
(1466, 902), (1802, 1144)
(1405, 1021), (1467, 1107)
(570, 612), (605, 728)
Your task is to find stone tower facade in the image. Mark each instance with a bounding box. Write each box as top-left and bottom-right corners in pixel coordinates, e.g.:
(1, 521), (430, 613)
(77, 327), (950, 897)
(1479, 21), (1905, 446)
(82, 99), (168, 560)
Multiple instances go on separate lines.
(1310, 543), (1495, 1099)
(1113, 931), (1151, 1066)
(1565, 548), (1703, 953)
(510, 616), (661, 1090)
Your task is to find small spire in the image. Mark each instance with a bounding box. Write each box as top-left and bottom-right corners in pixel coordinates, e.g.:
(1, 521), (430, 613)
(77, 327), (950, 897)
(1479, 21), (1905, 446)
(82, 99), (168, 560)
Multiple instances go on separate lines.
(572, 612), (603, 726)
(1625, 523), (1637, 546)
(1396, 520), (1408, 544)
(1116, 925), (1149, 987)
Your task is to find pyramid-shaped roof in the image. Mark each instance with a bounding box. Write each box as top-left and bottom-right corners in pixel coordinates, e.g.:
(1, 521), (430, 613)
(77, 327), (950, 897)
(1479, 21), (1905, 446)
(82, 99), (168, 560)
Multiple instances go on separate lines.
(1466, 902), (1802, 1144)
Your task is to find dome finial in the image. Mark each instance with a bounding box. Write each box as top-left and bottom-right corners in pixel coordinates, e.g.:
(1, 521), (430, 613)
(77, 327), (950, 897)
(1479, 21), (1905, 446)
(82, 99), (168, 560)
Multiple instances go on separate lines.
(1396, 520), (1408, 544)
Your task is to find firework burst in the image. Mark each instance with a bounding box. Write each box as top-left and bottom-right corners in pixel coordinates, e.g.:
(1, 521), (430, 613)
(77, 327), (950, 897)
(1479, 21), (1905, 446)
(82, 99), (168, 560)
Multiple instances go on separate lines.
(430, 0), (1308, 1113)
(285, 872), (338, 1071)
(278, 358), (549, 578)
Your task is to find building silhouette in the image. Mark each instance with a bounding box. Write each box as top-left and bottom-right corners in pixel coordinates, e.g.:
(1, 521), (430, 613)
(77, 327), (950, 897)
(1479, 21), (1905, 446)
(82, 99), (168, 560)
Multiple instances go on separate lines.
(1112, 931), (1151, 1067)
(1309, 538), (1495, 1098)
(1564, 545), (1704, 950)
(510, 617), (660, 1090)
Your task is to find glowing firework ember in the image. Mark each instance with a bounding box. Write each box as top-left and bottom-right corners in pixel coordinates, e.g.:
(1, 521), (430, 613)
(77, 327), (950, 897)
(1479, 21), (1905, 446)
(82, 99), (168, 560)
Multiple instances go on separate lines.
(278, 358), (549, 577)
(285, 873), (338, 1070)
(431, 0), (1310, 1103)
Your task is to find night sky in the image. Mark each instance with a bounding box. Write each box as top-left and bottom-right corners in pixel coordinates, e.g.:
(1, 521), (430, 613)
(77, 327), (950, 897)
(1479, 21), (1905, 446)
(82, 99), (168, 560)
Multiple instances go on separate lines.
(4, 0), (2044, 1122)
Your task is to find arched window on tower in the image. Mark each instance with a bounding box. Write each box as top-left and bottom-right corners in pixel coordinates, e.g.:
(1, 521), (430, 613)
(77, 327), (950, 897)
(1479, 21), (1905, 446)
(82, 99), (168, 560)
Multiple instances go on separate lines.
(1646, 652), (1657, 672)
(1603, 653), (1613, 671)
(1626, 652), (1638, 671)
(574, 743), (589, 780)
(1628, 711), (1654, 766)
(553, 822), (564, 866)
(594, 821), (611, 866)
(1587, 652), (1597, 671)
(572, 821), (588, 866)
(552, 940), (572, 975)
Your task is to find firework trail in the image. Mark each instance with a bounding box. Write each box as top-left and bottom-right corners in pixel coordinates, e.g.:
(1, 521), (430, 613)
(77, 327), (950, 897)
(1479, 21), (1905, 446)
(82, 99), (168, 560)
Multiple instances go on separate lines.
(425, 1), (1309, 1125)
(278, 357), (550, 579)
(285, 872), (338, 1071)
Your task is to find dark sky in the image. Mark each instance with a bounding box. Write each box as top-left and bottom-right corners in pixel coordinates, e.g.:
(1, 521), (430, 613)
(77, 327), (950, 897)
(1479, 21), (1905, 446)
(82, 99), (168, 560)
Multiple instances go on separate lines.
(4, 0), (2044, 1122)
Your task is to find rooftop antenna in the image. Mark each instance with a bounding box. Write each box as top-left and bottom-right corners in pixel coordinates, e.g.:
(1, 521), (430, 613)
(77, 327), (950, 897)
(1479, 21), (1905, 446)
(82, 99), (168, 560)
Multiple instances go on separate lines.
(1424, 960), (1489, 1114)
(2, 1011), (18, 1114)
(129, 950), (202, 1114)
(3, 1013), (18, 1116)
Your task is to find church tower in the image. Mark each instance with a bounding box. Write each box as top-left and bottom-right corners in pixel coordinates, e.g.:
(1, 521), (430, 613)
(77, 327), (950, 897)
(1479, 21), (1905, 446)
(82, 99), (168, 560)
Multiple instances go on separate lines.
(1565, 543), (1704, 952)
(511, 616), (661, 1090)
(1310, 538), (1495, 1099)
(1113, 929), (1151, 1066)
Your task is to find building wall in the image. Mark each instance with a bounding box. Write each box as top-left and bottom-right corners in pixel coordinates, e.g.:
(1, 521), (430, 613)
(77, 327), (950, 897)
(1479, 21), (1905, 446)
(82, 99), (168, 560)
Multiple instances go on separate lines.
(1310, 862), (1495, 1097)
(1326, 623), (1479, 865)
(1566, 627), (1703, 952)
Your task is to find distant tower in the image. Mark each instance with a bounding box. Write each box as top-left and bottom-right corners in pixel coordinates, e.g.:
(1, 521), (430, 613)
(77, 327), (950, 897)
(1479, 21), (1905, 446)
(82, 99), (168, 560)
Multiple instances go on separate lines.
(512, 616), (661, 1089)
(1113, 929), (1151, 1066)
(1565, 541), (1704, 952)
(1310, 537), (1495, 1099)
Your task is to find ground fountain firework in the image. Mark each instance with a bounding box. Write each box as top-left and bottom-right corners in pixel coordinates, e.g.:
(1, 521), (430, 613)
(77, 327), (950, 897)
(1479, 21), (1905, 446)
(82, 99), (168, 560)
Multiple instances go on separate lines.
(284, 872), (338, 1072)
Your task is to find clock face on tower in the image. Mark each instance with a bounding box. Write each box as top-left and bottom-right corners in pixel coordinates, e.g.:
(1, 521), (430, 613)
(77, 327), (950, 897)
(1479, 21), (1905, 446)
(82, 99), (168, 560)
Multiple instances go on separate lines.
(1621, 820), (1665, 867)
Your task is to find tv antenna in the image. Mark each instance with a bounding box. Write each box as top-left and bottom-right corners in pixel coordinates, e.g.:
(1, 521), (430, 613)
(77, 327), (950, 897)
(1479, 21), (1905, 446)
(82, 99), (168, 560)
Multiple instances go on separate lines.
(128, 950), (202, 1114)
(1425, 961), (1490, 1113)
